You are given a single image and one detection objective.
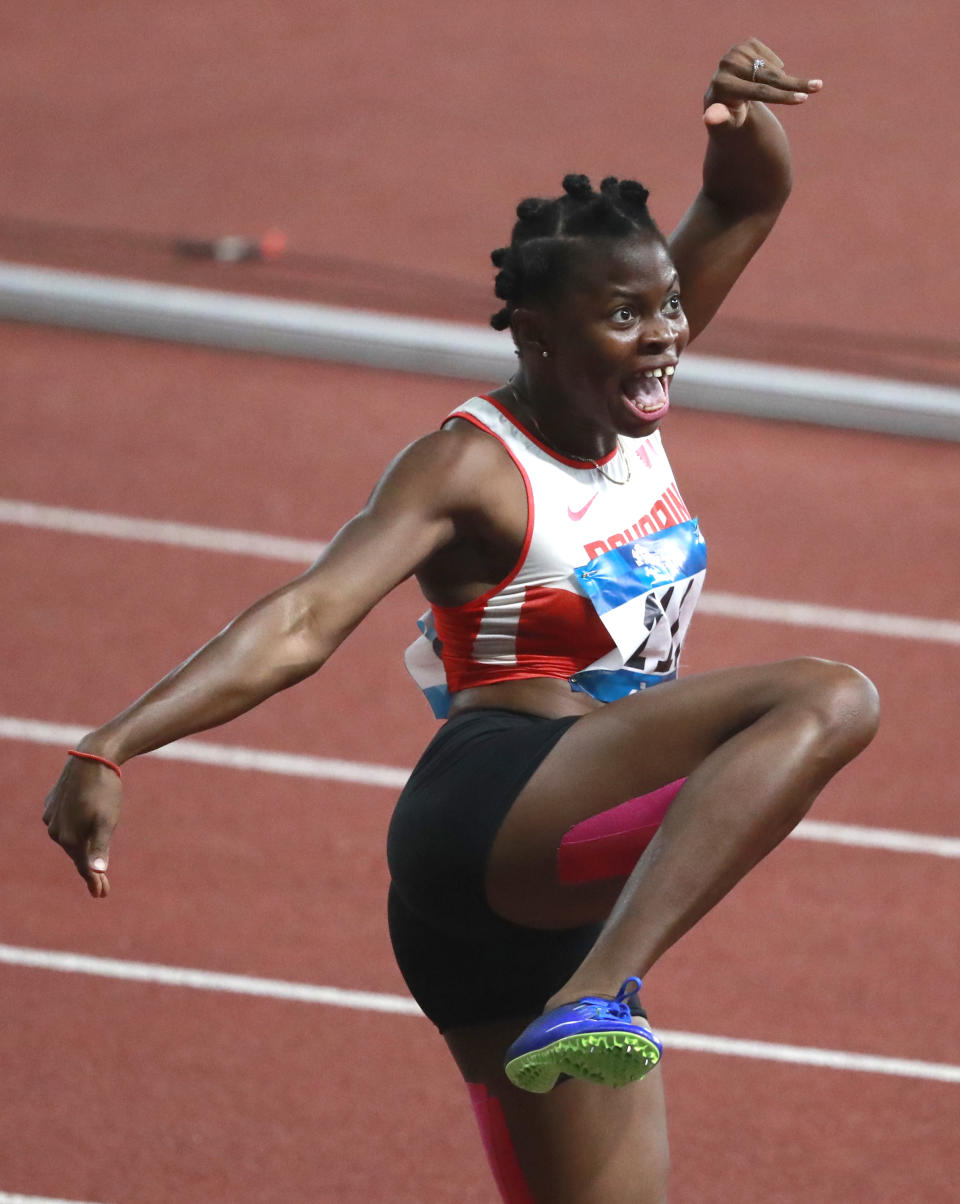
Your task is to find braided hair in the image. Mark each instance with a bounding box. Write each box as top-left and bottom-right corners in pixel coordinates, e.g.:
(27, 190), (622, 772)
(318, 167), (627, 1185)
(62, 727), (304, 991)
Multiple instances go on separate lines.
(490, 174), (662, 332)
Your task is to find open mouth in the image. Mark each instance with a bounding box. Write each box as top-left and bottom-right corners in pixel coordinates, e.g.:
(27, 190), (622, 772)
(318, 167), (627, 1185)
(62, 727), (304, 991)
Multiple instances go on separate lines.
(622, 365), (675, 419)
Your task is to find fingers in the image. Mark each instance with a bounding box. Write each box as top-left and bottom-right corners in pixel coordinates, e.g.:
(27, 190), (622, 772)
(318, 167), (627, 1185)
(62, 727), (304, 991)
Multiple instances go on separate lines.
(85, 825), (112, 897)
(52, 835), (110, 897)
(43, 760), (120, 899)
(748, 40), (784, 71)
(752, 65), (822, 97)
(707, 39), (822, 113)
(724, 77), (818, 106)
(87, 821), (111, 875)
(87, 869), (110, 899)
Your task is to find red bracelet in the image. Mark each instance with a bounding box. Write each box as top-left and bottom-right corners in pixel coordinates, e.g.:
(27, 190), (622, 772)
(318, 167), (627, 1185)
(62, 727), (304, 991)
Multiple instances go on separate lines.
(67, 750), (123, 780)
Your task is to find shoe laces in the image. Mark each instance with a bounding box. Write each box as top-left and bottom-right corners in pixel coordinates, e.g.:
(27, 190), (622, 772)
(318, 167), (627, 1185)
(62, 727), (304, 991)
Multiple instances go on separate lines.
(576, 976), (643, 1022)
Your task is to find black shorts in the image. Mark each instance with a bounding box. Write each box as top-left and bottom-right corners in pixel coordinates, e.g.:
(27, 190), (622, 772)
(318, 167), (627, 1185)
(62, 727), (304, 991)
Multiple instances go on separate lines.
(386, 707), (603, 1032)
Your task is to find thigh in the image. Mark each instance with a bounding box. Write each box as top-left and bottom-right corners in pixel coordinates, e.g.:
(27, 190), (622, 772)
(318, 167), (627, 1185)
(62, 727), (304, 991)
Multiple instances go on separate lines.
(486, 658), (828, 926)
(447, 1018), (670, 1204)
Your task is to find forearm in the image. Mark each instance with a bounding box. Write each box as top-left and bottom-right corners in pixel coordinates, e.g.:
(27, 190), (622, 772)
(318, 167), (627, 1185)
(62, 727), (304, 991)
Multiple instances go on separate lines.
(701, 101), (792, 218)
(77, 585), (336, 764)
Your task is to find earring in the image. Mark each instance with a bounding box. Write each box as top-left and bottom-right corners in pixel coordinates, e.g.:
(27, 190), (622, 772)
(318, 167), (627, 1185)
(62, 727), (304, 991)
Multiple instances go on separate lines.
(541, 349), (549, 358)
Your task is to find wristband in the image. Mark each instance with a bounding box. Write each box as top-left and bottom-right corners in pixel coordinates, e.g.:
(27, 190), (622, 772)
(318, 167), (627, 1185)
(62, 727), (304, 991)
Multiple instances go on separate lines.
(67, 750), (123, 780)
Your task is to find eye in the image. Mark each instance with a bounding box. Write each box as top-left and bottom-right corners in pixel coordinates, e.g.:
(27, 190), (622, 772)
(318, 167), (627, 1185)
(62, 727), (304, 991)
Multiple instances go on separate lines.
(663, 293), (683, 315)
(612, 305), (636, 324)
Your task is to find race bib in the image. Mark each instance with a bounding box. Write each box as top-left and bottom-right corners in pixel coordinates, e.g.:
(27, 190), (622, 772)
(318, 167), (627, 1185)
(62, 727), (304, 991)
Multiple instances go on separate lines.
(570, 518), (706, 701)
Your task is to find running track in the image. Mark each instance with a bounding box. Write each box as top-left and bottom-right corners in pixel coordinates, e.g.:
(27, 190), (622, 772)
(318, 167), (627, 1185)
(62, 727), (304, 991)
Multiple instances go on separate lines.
(1, 324), (958, 1203)
(3, 3), (959, 1201)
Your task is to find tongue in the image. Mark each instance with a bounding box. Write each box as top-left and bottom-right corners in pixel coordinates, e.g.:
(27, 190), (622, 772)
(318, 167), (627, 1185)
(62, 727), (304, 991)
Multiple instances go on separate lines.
(625, 375), (667, 412)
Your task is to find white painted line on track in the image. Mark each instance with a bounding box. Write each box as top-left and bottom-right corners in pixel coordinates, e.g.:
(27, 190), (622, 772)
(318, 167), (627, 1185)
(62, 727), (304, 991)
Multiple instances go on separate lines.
(0, 944), (421, 1015)
(4, 498), (960, 647)
(1, 943), (957, 1084)
(656, 1029), (960, 1084)
(696, 590), (960, 646)
(0, 1194), (111, 1204)
(789, 820), (960, 858)
(0, 498), (325, 563)
(5, 714), (959, 859)
(1, 262), (958, 440)
(0, 716), (409, 790)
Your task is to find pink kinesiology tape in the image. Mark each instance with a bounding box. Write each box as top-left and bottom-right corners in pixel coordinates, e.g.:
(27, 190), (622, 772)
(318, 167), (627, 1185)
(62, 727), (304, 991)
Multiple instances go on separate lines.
(468, 1083), (536, 1203)
(557, 780), (685, 884)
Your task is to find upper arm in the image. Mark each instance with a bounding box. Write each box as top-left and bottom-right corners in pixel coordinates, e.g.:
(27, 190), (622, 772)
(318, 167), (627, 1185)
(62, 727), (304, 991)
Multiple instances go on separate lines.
(668, 192), (778, 343)
(271, 425), (483, 648)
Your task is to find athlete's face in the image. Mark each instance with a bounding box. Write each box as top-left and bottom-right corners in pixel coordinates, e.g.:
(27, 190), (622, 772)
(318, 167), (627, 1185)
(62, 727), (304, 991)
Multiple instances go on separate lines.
(541, 232), (688, 438)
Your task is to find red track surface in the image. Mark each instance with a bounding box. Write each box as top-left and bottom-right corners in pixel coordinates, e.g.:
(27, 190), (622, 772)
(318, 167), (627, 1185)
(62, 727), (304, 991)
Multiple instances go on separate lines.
(2, 5), (959, 1201)
(3, 3), (960, 382)
(2, 327), (958, 1203)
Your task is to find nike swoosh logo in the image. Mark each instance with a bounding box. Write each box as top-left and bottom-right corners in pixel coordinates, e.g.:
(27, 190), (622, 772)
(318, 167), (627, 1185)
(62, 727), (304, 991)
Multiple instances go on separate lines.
(568, 492), (599, 521)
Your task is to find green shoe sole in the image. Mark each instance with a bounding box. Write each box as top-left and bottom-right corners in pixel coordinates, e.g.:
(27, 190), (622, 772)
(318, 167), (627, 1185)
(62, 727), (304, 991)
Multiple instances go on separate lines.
(505, 1030), (662, 1093)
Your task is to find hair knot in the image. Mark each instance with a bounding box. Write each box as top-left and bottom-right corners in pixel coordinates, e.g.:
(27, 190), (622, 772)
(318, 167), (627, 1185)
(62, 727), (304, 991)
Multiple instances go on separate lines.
(562, 173), (593, 200)
(618, 178), (650, 207)
(516, 197), (550, 223)
(488, 172), (660, 330)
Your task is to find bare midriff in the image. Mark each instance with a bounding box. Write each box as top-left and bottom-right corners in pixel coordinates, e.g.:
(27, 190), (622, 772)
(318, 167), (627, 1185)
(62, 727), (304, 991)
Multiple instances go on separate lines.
(447, 676), (604, 721)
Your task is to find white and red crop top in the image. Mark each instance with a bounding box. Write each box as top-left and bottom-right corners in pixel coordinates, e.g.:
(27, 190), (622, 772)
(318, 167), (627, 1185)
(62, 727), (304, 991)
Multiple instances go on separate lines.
(404, 395), (707, 718)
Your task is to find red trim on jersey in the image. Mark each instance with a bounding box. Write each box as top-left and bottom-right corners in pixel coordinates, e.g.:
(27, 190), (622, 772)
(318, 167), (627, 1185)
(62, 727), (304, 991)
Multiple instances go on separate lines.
(433, 585), (613, 693)
(432, 600), (489, 692)
(515, 586), (611, 673)
(428, 397), (648, 696)
(478, 395), (618, 470)
(440, 410), (535, 609)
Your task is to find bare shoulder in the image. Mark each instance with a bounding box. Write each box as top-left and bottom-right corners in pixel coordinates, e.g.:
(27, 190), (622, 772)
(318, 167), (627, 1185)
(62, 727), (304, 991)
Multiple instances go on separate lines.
(369, 414), (519, 520)
(364, 412), (527, 605)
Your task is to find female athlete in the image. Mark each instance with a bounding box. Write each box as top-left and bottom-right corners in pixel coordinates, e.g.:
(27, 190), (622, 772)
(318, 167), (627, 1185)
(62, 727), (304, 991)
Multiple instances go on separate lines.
(44, 38), (879, 1204)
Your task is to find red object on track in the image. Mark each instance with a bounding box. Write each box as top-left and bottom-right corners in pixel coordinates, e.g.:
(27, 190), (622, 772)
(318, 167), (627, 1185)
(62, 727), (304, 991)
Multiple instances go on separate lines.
(173, 229), (287, 263)
(258, 227), (287, 259)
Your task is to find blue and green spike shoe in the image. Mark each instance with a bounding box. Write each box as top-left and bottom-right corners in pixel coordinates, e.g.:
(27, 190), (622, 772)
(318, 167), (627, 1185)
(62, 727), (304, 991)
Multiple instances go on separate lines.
(504, 977), (662, 1093)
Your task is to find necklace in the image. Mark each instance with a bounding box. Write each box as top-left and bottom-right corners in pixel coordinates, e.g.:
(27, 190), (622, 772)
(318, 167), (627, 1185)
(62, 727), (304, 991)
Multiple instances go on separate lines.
(509, 382), (632, 486)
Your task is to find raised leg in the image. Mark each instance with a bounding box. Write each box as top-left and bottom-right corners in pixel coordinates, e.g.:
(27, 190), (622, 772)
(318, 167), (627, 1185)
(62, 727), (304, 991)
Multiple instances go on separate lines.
(485, 657), (879, 1001)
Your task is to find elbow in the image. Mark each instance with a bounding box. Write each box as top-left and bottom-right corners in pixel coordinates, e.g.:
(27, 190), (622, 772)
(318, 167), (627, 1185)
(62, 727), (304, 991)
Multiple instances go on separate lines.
(282, 595), (338, 679)
(237, 587), (334, 688)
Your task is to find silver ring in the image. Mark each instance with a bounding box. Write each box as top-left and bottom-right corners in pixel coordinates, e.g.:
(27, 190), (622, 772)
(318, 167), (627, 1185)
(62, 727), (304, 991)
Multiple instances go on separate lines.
(751, 57), (765, 82)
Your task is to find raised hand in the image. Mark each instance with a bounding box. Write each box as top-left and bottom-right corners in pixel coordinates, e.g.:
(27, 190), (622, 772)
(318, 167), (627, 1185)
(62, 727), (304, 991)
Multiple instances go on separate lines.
(703, 38), (822, 129)
(43, 753), (123, 898)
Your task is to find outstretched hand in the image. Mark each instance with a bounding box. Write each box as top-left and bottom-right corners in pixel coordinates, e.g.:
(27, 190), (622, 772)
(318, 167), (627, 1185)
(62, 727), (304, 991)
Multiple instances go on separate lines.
(43, 756), (123, 898)
(704, 38), (822, 129)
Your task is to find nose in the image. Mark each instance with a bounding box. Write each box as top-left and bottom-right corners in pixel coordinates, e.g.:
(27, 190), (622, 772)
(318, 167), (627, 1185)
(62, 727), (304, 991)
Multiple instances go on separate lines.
(638, 309), (688, 353)
(638, 314), (675, 350)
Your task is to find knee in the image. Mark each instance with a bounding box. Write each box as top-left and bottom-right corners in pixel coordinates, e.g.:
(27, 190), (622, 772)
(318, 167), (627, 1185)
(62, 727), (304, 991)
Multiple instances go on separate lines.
(786, 657), (880, 759)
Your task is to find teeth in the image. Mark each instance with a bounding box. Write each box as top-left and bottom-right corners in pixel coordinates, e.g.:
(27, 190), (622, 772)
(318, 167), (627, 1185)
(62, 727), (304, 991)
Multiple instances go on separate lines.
(641, 366), (676, 379)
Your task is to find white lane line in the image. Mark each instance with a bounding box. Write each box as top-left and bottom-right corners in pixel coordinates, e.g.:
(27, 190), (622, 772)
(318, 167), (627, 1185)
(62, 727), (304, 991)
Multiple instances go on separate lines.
(789, 820), (960, 858)
(0, 716), (409, 790)
(0, 1194), (111, 1204)
(5, 714), (959, 859)
(3, 498), (960, 646)
(0, 498), (325, 563)
(2, 943), (957, 1084)
(656, 1030), (960, 1084)
(696, 591), (960, 646)
(0, 944), (420, 1015)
